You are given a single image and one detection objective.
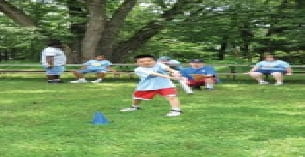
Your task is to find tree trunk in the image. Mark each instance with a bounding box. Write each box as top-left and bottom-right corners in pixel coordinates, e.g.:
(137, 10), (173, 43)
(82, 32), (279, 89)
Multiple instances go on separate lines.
(240, 22), (253, 62)
(218, 36), (228, 60)
(296, 0), (305, 8)
(81, 0), (106, 61)
(0, 1), (35, 27)
(97, 0), (137, 60)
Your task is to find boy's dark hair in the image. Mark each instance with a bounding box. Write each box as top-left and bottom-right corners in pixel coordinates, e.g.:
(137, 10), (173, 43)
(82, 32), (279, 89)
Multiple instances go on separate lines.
(134, 54), (156, 61)
(47, 39), (63, 49)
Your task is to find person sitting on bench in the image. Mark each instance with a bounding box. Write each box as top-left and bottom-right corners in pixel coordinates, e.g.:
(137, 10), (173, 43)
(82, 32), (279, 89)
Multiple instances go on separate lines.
(247, 54), (292, 85)
(180, 59), (217, 90)
(70, 55), (115, 83)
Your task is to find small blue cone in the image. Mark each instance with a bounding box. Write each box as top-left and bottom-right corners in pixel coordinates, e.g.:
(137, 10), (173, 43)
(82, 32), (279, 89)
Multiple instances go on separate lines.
(92, 112), (109, 125)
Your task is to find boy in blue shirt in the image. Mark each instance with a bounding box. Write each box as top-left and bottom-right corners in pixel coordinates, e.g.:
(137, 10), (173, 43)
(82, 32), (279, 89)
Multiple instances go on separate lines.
(70, 55), (114, 83)
(180, 59), (217, 90)
(120, 55), (182, 117)
(248, 54), (292, 85)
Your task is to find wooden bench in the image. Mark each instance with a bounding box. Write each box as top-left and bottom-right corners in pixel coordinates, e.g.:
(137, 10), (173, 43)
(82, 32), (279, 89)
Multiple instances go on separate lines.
(0, 64), (136, 78)
(1, 64), (305, 80)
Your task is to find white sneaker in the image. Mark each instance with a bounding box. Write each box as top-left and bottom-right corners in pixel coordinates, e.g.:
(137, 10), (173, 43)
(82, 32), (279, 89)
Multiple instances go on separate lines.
(91, 79), (102, 83)
(259, 81), (269, 85)
(120, 106), (140, 112)
(166, 110), (182, 117)
(70, 79), (88, 83)
(274, 82), (283, 86)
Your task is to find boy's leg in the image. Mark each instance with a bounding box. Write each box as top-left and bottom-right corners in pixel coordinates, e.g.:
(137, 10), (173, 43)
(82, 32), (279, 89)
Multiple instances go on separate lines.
(159, 88), (181, 117)
(91, 72), (105, 83)
(120, 99), (142, 112)
(165, 96), (180, 109)
(96, 72), (105, 79)
(249, 72), (268, 84)
(47, 75), (55, 82)
(132, 99), (142, 107)
(205, 77), (215, 89)
(120, 90), (156, 112)
(72, 71), (85, 79)
(165, 96), (182, 117)
(271, 72), (283, 85)
(70, 70), (87, 83)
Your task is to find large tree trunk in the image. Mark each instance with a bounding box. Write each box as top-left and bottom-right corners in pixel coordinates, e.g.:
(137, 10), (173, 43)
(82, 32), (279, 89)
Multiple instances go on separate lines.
(0, 0), (35, 27)
(97, 0), (137, 60)
(81, 0), (106, 61)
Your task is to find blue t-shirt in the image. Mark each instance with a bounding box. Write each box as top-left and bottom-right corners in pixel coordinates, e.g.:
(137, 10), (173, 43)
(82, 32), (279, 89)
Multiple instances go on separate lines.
(255, 60), (290, 71)
(84, 60), (112, 71)
(135, 63), (175, 91)
(180, 66), (217, 80)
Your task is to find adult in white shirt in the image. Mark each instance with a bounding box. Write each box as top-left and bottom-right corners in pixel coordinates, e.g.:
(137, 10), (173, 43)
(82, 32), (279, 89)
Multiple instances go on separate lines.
(41, 39), (66, 83)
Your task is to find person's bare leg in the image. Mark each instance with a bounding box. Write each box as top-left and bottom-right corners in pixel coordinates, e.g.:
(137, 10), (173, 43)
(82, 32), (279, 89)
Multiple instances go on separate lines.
(120, 99), (142, 112)
(47, 75), (55, 82)
(132, 99), (142, 107)
(205, 78), (215, 89)
(72, 71), (84, 79)
(53, 75), (63, 83)
(165, 96), (181, 116)
(249, 72), (266, 83)
(165, 96), (180, 109)
(271, 72), (283, 84)
(70, 71), (87, 83)
(96, 72), (105, 79)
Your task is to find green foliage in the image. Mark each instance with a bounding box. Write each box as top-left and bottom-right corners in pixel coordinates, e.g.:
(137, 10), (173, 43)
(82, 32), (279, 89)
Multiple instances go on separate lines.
(1, 0), (305, 63)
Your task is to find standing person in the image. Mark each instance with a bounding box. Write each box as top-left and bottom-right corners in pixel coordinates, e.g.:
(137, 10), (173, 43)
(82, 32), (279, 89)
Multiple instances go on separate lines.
(180, 59), (217, 90)
(70, 55), (115, 83)
(247, 54), (292, 85)
(41, 39), (66, 83)
(157, 56), (182, 70)
(120, 54), (182, 117)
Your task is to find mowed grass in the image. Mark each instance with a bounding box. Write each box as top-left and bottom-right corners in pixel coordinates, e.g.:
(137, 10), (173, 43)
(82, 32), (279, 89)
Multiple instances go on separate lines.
(0, 76), (305, 157)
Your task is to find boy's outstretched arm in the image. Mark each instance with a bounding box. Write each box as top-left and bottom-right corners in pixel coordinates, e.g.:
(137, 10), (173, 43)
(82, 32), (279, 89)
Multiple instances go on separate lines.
(149, 71), (178, 80)
(163, 64), (181, 77)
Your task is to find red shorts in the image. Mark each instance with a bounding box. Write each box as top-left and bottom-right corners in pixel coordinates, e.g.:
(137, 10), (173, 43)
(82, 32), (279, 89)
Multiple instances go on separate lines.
(187, 77), (216, 87)
(133, 88), (177, 100)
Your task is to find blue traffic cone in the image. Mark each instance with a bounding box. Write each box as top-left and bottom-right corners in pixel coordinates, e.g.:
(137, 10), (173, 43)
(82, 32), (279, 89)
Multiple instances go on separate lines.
(92, 112), (109, 125)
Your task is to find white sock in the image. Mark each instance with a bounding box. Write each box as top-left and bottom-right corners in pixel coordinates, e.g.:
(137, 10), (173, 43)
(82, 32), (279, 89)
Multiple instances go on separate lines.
(172, 107), (181, 111)
(96, 78), (102, 81)
(132, 104), (139, 108)
(206, 84), (214, 89)
(79, 78), (85, 81)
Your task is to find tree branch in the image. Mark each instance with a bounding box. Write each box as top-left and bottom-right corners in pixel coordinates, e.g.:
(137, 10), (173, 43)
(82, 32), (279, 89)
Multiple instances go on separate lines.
(0, 0), (35, 27)
(98, 0), (137, 58)
(112, 0), (189, 62)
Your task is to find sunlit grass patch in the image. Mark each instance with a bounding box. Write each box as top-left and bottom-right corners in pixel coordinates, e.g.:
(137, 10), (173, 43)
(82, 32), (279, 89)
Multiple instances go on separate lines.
(0, 79), (305, 157)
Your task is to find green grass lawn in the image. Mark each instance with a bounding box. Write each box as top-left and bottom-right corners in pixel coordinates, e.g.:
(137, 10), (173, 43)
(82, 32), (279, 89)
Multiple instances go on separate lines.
(0, 76), (305, 157)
